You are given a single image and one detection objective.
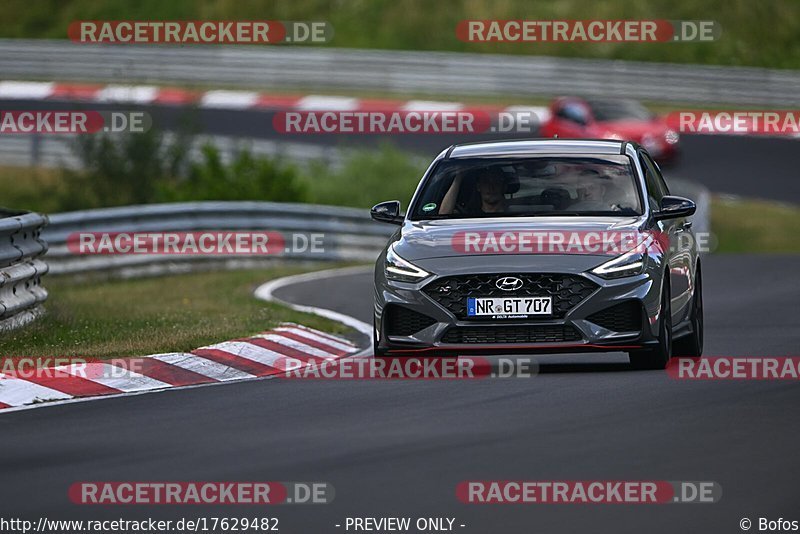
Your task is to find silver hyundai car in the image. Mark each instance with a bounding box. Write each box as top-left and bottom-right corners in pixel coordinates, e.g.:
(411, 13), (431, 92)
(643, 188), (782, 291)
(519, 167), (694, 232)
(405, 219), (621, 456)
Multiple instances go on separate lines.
(371, 139), (703, 369)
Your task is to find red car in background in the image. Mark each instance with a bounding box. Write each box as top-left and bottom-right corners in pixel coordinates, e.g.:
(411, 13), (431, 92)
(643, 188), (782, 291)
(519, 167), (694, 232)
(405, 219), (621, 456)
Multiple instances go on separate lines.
(540, 97), (680, 164)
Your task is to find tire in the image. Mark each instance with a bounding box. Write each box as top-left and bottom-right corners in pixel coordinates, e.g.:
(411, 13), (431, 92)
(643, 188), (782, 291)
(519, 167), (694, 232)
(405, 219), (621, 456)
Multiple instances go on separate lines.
(629, 279), (672, 370)
(673, 266), (704, 358)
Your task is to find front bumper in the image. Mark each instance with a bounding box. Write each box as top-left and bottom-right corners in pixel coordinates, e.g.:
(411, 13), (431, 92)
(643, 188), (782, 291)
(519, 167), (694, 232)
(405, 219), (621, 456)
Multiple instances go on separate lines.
(374, 255), (663, 356)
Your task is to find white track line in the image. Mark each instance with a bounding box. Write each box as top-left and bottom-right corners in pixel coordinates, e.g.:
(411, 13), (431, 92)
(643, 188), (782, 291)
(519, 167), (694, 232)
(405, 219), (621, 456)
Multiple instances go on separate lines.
(151, 353), (255, 381)
(202, 340), (299, 369)
(274, 326), (357, 353)
(251, 334), (341, 360)
(60, 363), (171, 393)
(254, 265), (373, 338)
(285, 322), (357, 347)
(200, 90), (259, 109)
(0, 373), (72, 406)
(0, 81), (55, 99)
(96, 85), (158, 103)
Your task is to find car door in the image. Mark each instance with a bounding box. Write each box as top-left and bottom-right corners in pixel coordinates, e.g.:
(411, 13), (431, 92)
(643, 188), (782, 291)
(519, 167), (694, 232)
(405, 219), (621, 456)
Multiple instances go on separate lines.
(639, 150), (692, 324)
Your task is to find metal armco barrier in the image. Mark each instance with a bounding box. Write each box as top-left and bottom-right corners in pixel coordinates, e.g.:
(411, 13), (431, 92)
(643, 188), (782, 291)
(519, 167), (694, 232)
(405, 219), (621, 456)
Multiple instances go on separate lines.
(43, 201), (395, 275)
(1, 39), (799, 106)
(0, 210), (49, 332)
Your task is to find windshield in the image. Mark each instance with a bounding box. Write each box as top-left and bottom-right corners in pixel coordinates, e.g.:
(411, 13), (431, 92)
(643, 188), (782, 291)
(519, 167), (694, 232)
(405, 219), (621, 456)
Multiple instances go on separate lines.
(587, 99), (655, 121)
(409, 155), (643, 220)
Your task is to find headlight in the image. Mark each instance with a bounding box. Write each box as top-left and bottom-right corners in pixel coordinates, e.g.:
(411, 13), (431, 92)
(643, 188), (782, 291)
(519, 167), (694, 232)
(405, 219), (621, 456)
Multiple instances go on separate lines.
(591, 248), (647, 279)
(385, 243), (430, 283)
(665, 129), (680, 145)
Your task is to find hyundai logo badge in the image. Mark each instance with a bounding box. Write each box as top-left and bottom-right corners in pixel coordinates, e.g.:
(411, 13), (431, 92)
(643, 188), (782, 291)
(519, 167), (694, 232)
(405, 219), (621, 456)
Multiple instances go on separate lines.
(496, 276), (523, 291)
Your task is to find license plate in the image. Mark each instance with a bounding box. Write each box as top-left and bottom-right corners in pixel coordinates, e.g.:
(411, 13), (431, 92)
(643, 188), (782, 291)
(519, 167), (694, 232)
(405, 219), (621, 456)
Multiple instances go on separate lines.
(467, 297), (552, 317)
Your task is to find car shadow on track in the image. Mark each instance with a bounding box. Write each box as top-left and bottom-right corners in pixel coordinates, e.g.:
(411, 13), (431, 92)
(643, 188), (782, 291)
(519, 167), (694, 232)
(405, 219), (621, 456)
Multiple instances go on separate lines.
(480, 353), (641, 375)
(536, 362), (637, 373)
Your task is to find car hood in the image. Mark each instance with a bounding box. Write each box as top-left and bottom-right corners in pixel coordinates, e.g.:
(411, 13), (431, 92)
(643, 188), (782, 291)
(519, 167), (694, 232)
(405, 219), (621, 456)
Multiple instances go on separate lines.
(393, 216), (646, 261)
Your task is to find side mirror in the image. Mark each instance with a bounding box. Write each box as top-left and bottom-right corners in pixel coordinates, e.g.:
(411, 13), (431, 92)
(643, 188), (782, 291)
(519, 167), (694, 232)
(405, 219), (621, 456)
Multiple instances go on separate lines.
(653, 195), (696, 220)
(370, 200), (404, 225)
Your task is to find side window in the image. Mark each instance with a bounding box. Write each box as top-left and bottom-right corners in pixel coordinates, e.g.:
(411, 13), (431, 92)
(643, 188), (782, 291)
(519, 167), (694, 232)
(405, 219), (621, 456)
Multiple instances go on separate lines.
(556, 102), (590, 125)
(639, 152), (667, 209)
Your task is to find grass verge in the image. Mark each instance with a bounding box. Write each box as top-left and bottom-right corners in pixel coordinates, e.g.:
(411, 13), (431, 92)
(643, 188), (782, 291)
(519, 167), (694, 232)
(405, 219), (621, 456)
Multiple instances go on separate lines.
(711, 196), (800, 253)
(0, 266), (358, 359)
(0, 166), (67, 214)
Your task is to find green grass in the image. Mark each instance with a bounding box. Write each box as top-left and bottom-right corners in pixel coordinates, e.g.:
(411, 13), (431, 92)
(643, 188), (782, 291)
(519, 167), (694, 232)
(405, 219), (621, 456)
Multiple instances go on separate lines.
(302, 144), (427, 209)
(1, 0), (799, 69)
(0, 166), (67, 214)
(0, 266), (358, 359)
(711, 196), (800, 253)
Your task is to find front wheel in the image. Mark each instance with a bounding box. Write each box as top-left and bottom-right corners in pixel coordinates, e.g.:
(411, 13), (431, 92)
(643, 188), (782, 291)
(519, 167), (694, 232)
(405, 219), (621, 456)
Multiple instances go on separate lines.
(629, 280), (672, 370)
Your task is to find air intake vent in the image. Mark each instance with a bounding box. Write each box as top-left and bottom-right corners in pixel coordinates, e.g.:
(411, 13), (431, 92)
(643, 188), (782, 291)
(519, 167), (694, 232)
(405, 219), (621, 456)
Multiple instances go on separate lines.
(587, 301), (643, 333)
(441, 325), (582, 344)
(385, 306), (437, 337)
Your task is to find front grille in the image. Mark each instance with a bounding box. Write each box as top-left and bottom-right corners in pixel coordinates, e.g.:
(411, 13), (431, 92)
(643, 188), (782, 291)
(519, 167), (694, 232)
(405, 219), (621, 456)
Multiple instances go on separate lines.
(384, 305), (437, 336)
(441, 325), (582, 344)
(423, 273), (598, 319)
(587, 301), (643, 332)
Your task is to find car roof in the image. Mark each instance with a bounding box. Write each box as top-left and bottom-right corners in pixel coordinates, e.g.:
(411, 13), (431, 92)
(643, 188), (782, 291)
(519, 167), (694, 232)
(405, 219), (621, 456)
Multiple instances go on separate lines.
(447, 139), (630, 159)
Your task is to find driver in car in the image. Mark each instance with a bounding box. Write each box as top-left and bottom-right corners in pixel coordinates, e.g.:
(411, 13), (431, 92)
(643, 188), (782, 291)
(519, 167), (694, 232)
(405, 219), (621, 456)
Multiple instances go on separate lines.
(440, 168), (509, 215)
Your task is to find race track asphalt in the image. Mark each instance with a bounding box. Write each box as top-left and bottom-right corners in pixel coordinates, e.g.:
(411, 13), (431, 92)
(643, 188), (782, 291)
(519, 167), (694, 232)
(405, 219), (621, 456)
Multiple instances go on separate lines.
(2, 254), (799, 534)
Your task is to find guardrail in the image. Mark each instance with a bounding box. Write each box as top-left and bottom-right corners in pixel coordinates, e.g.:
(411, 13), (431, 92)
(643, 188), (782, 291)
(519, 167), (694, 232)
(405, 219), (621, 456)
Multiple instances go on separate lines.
(1, 39), (799, 106)
(43, 201), (395, 276)
(0, 209), (49, 331)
